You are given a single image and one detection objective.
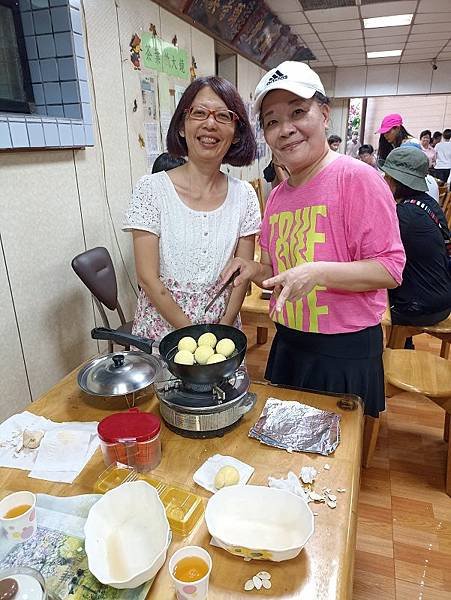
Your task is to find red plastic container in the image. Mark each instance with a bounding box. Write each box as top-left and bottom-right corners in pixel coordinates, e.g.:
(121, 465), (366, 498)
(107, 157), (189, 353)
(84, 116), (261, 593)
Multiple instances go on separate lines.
(97, 408), (162, 472)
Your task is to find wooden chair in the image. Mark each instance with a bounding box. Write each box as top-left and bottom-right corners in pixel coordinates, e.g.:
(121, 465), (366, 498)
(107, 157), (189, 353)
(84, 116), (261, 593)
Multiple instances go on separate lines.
(250, 178), (265, 217)
(241, 283), (274, 345)
(383, 348), (451, 496)
(422, 315), (451, 359)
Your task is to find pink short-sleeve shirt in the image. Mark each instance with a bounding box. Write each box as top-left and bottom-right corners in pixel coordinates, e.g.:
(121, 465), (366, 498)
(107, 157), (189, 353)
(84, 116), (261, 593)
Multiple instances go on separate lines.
(260, 156), (406, 334)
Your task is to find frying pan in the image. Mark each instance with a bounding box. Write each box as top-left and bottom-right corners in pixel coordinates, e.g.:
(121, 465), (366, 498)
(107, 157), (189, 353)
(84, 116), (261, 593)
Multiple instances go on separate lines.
(91, 324), (247, 386)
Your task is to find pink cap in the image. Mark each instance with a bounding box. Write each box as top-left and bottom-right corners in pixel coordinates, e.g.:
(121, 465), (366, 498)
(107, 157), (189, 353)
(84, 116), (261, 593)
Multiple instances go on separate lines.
(376, 113), (403, 134)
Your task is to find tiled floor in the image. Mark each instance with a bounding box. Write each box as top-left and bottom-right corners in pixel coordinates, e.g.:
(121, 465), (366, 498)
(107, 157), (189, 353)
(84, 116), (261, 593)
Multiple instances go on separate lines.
(242, 324), (451, 600)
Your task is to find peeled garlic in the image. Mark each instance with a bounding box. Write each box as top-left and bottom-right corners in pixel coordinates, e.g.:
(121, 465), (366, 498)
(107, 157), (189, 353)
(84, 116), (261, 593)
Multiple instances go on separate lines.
(244, 579), (254, 591)
(262, 579), (272, 589)
(253, 576), (263, 590)
(256, 571), (271, 580)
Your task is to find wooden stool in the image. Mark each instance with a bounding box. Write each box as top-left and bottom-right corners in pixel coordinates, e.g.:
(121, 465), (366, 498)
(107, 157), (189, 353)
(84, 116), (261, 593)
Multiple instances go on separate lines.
(422, 314), (451, 359)
(383, 348), (451, 496)
(241, 284), (274, 344)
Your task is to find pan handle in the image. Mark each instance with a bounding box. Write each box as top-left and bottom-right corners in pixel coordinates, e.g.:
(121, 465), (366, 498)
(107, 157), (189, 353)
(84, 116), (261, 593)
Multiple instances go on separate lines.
(91, 327), (154, 354)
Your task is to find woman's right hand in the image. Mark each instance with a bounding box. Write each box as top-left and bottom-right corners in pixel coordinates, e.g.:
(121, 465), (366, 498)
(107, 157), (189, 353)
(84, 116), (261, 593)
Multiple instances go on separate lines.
(221, 257), (259, 287)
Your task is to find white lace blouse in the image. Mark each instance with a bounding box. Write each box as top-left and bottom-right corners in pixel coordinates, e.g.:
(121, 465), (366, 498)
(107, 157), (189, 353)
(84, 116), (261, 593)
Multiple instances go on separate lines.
(122, 171), (261, 340)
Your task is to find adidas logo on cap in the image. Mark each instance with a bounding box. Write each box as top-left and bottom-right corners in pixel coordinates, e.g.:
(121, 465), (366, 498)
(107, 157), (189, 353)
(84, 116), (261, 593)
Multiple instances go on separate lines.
(266, 69), (287, 86)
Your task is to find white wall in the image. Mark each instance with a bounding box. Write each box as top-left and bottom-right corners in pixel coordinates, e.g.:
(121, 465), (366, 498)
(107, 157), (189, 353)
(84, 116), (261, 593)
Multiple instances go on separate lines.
(365, 94), (451, 150)
(0, 0), (266, 420)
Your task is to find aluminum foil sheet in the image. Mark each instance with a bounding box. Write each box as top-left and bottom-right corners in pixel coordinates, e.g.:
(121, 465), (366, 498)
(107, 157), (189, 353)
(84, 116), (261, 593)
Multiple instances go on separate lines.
(248, 397), (341, 456)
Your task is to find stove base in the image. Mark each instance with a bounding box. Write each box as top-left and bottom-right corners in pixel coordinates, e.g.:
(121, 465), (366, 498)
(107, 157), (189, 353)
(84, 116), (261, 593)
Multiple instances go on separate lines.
(163, 417), (243, 439)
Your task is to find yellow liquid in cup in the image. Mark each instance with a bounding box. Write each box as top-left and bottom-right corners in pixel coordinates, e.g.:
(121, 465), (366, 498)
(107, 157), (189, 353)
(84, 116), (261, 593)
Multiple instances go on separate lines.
(3, 504), (31, 519)
(173, 556), (209, 582)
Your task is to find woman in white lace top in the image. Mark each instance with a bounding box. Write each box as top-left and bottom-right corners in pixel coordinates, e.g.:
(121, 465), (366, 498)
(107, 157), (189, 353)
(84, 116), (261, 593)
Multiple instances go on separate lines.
(123, 76), (261, 341)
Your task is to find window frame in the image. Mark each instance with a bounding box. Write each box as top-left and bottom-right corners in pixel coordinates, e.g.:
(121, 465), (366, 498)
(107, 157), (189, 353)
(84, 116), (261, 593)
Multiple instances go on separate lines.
(0, 0), (35, 113)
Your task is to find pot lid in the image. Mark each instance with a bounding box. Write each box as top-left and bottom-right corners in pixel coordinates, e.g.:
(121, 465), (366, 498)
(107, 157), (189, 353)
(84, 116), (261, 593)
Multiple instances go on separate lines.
(98, 408), (161, 442)
(77, 352), (161, 397)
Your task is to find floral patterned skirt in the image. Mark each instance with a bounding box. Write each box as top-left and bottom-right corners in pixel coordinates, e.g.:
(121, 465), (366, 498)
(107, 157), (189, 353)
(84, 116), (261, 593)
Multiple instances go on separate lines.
(132, 277), (241, 342)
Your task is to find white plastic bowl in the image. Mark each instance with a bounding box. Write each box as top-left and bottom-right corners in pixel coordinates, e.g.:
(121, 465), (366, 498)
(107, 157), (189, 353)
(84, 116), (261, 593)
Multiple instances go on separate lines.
(205, 485), (314, 562)
(84, 481), (170, 588)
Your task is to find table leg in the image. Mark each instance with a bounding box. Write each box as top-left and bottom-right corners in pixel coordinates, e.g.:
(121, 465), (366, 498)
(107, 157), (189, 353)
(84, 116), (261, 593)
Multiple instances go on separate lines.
(362, 415), (380, 468)
(447, 426), (451, 497)
(257, 327), (268, 345)
(445, 412), (450, 443)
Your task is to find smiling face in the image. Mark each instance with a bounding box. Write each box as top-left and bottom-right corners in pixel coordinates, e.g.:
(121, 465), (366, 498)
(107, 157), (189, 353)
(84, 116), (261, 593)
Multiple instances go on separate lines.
(180, 86), (236, 166)
(383, 126), (400, 144)
(260, 89), (329, 173)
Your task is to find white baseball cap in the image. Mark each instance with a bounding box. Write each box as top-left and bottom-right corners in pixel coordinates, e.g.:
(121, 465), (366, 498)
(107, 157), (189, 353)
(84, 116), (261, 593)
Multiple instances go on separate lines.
(254, 61), (326, 116)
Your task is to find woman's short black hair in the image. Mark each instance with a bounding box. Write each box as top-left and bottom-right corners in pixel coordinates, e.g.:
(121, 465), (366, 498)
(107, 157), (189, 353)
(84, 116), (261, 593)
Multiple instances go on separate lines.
(166, 76), (256, 167)
(358, 144), (374, 155)
(420, 129), (431, 140)
(432, 130), (442, 140)
(391, 179), (420, 200)
(328, 134), (342, 144)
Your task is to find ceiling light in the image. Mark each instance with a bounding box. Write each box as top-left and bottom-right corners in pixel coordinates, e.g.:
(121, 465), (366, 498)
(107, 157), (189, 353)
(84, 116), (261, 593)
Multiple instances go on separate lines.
(364, 14), (413, 29)
(367, 50), (402, 58)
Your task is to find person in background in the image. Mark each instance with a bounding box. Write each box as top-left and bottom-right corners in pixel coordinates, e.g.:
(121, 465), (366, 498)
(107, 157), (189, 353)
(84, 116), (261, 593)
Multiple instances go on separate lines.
(433, 128), (451, 185)
(327, 134), (342, 152)
(263, 158), (289, 189)
(123, 76), (261, 340)
(431, 131), (442, 148)
(358, 144), (378, 169)
(376, 113), (420, 166)
(419, 129), (436, 169)
(222, 60), (405, 422)
(346, 131), (359, 158)
(151, 152), (186, 174)
(381, 147), (451, 342)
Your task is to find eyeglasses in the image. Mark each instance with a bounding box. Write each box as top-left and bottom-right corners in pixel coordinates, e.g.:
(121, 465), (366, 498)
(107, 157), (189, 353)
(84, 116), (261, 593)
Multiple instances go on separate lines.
(185, 105), (238, 125)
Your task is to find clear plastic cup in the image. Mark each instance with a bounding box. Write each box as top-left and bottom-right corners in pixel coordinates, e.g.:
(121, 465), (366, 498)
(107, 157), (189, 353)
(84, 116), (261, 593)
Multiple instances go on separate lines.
(169, 546), (212, 600)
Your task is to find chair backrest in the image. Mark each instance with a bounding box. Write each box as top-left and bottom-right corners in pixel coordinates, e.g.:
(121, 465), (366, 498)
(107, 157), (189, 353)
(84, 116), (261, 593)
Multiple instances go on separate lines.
(71, 247), (127, 329)
(250, 178), (265, 217)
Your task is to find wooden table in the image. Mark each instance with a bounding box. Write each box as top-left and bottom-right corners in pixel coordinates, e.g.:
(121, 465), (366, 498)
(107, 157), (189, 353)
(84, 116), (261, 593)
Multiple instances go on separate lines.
(0, 369), (364, 599)
(241, 284), (274, 344)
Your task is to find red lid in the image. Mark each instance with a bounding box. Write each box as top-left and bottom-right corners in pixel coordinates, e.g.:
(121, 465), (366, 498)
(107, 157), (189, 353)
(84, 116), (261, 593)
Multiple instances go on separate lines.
(97, 408), (161, 443)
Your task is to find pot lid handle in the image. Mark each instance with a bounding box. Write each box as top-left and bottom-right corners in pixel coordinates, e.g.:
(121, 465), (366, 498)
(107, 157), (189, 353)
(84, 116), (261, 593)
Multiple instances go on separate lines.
(91, 327), (154, 354)
(112, 354), (125, 368)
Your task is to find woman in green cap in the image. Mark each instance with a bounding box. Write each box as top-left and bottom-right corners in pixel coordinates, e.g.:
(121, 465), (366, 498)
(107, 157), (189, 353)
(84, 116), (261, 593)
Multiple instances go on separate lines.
(381, 146), (451, 329)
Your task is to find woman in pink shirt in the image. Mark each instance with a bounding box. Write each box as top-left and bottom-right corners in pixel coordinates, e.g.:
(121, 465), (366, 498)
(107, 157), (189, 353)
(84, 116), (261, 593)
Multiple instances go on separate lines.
(222, 61), (406, 420)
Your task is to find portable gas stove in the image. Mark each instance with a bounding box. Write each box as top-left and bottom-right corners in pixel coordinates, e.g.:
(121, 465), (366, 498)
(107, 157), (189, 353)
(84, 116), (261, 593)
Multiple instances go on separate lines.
(154, 366), (256, 438)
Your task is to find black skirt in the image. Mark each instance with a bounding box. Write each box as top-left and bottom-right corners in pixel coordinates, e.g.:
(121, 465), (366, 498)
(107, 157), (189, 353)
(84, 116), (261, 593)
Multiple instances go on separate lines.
(265, 323), (385, 418)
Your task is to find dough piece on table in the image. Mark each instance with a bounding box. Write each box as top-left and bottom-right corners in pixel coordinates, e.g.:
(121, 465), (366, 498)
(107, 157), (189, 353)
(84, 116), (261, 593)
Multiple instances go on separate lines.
(214, 465), (240, 489)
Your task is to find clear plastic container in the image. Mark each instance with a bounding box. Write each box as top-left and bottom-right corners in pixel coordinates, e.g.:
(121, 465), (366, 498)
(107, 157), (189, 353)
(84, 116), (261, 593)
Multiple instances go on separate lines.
(159, 486), (205, 537)
(93, 464), (204, 536)
(97, 409), (161, 472)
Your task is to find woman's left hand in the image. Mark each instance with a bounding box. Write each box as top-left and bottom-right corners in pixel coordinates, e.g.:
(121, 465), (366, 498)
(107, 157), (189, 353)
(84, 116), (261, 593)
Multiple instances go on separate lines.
(263, 263), (321, 312)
